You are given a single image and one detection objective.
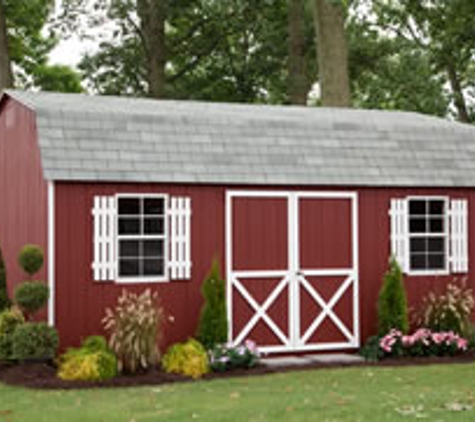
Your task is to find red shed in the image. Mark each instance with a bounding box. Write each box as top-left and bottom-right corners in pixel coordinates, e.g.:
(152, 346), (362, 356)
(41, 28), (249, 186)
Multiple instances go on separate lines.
(1, 90), (474, 354)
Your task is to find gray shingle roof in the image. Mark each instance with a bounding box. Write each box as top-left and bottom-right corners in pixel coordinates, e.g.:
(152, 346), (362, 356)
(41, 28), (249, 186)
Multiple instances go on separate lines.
(4, 89), (475, 186)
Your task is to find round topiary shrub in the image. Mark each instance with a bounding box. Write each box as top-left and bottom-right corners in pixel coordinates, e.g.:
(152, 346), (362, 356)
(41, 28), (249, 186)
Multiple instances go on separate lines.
(14, 281), (49, 316)
(18, 245), (44, 277)
(11, 322), (59, 361)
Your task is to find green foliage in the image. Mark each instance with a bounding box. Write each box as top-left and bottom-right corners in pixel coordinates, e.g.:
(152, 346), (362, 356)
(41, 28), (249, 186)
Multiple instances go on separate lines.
(414, 279), (474, 338)
(366, 0), (475, 122)
(103, 289), (163, 374)
(162, 338), (209, 379)
(359, 335), (384, 362)
(197, 259), (228, 350)
(58, 350), (118, 382)
(377, 258), (409, 335)
(209, 340), (260, 372)
(14, 281), (49, 316)
(0, 307), (24, 361)
(81, 335), (109, 353)
(18, 245), (44, 277)
(58, 336), (117, 382)
(79, 0), (311, 104)
(33, 64), (83, 93)
(348, 20), (449, 116)
(0, 247), (10, 312)
(11, 322), (58, 361)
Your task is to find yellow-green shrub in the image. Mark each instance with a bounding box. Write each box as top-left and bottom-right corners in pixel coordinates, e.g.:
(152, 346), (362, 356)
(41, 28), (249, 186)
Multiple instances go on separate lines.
(162, 338), (209, 379)
(58, 350), (117, 381)
(57, 335), (118, 382)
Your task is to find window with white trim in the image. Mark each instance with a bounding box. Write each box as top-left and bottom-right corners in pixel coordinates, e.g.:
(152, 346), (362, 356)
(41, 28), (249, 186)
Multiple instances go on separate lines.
(390, 196), (468, 275)
(408, 198), (447, 272)
(117, 195), (167, 281)
(92, 193), (192, 282)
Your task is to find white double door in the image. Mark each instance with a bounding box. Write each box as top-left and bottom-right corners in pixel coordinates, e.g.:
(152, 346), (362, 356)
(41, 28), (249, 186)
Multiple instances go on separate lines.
(226, 191), (359, 354)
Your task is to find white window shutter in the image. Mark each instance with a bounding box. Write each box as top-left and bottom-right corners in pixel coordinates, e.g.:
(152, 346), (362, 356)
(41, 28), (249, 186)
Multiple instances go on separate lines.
(92, 196), (117, 281)
(449, 199), (468, 273)
(389, 198), (409, 273)
(168, 196), (192, 279)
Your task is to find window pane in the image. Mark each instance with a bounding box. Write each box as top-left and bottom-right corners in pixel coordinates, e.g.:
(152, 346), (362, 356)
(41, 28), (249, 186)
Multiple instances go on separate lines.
(143, 259), (164, 276)
(428, 238), (444, 253)
(144, 198), (164, 215)
(409, 200), (426, 215)
(118, 218), (140, 235)
(118, 198), (140, 215)
(143, 240), (163, 257)
(119, 240), (139, 257)
(411, 254), (426, 270)
(429, 218), (444, 233)
(144, 218), (164, 234)
(428, 254), (445, 270)
(429, 200), (444, 216)
(410, 238), (426, 253)
(409, 218), (426, 233)
(119, 259), (140, 276)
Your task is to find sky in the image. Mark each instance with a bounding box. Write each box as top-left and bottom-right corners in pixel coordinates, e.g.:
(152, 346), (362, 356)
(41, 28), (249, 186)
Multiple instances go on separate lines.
(49, 36), (86, 67)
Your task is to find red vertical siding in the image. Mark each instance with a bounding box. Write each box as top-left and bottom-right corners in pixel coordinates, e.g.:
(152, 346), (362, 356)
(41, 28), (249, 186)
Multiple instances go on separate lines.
(0, 98), (48, 314)
(54, 183), (225, 350)
(55, 183), (475, 351)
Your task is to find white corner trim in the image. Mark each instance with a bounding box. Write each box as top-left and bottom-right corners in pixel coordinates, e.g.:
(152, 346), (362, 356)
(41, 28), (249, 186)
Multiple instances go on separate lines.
(47, 181), (55, 326)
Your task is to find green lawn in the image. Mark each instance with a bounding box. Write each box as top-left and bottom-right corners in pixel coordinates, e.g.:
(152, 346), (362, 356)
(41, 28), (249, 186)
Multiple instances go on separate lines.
(2, 363), (475, 421)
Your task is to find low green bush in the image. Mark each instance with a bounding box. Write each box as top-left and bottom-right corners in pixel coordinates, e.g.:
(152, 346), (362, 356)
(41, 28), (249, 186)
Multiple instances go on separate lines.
(14, 281), (49, 316)
(359, 336), (384, 362)
(58, 336), (118, 382)
(82, 335), (109, 353)
(209, 340), (260, 372)
(0, 307), (24, 360)
(18, 245), (44, 277)
(11, 322), (58, 361)
(162, 338), (209, 379)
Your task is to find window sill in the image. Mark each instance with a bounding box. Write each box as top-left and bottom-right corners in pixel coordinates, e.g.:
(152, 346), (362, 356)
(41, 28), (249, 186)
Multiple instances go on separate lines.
(115, 277), (170, 284)
(406, 270), (450, 277)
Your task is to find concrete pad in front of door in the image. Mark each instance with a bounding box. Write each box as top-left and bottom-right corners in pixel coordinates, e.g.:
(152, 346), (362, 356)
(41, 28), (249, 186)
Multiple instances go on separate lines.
(303, 353), (364, 364)
(261, 356), (314, 368)
(262, 353), (364, 368)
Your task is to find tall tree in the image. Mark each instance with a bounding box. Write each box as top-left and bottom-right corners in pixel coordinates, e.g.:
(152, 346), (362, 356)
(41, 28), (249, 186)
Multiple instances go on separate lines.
(0, 0), (13, 89)
(312, 0), (351, 107)
(80, 0), (292, 103)
(287, 0), (309, 105)
(137, 0), (166, 98)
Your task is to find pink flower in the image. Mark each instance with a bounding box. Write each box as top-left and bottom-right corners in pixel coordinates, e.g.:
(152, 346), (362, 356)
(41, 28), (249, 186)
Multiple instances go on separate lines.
(457, 338), (468, 350)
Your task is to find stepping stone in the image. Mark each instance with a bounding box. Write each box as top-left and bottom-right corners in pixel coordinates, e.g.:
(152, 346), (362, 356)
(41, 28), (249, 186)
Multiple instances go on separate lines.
(303, 353), (364, 364)
(261, 356), (313, 368)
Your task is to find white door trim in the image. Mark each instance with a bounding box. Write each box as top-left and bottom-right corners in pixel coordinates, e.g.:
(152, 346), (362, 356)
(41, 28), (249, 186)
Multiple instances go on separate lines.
(226, 190), (359, 354)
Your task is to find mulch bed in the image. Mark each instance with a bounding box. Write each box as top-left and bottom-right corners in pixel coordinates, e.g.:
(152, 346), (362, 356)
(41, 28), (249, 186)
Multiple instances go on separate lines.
(1, 355), (474, 390)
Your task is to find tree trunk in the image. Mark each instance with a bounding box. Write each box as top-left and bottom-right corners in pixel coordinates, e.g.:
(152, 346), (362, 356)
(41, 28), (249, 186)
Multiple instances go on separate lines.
(137, 0), (166, 98)
(446, 63), (470, 123)
(312, 0), (351, 107)
(0, 0), (13, 90)
(288, 0), (309, 105)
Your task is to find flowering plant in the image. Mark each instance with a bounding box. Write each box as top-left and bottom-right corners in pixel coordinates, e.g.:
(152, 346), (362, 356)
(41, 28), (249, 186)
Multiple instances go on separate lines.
(380, 328), (468, 358)
(209, 340), (260, 372)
